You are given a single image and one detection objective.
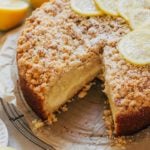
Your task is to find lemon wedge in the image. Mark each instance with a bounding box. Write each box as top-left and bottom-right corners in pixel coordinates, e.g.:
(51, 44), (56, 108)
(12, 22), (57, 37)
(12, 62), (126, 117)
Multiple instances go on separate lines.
(118, 29), (150, 65)
(128, 8), (150, 29)
(95, 0), (119, 16)
(118, 0), (149, 21)
(0, 0), (29, 31)
(0, 146), (15, 150)
(30, 0), (49, 9)
(71, 0), (103, 16)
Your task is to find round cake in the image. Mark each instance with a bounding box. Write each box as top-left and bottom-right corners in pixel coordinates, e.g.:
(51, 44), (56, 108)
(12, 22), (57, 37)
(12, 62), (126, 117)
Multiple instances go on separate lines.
(17, 0), (150, 135)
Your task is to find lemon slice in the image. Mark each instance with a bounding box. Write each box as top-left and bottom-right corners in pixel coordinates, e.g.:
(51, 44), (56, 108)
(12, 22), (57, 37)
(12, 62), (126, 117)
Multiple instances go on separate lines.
(30, 0), (49, 9)
(118, 0), (148, 21)
(129, 8), (150, 29)
(71, 0), (103, 16)
(118, 29), (150, 65)
(95, 0), (119, 16)
(0, 0), (29, 31)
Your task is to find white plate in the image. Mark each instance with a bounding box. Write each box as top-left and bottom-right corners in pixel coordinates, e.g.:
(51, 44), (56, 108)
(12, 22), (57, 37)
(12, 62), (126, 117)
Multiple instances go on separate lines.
(0, 119), (8, 146)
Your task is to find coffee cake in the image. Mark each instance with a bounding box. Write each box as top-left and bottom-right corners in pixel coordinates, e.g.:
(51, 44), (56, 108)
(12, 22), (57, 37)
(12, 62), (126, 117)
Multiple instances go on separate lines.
(17, 0), (150, 135)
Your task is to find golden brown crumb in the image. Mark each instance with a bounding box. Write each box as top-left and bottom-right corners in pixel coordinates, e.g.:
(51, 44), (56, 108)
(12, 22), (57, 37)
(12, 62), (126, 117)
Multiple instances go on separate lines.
(32, 119), (44, 130)
(78, 82), (93, 98)
(103, 109), (114, 137)
(61, 104), (68, 112)
(78, 91), (87, 99)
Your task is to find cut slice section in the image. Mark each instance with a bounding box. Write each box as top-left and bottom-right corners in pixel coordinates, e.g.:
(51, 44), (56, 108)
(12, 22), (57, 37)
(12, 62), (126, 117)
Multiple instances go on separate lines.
(128, 8), (150, 29)
(118, 29), (150, 65)
(95, 0), (119, 16)
(71, 0), (103, 16)
(45, 61), (101, 116)
(118, 0), (149, 21)
(20, 59), (101, 121)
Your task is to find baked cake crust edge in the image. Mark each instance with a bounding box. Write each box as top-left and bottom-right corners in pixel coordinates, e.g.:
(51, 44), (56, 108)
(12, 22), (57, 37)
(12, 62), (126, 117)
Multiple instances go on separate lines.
(115, 107), (150, 135)
(20, 77), (47, 120)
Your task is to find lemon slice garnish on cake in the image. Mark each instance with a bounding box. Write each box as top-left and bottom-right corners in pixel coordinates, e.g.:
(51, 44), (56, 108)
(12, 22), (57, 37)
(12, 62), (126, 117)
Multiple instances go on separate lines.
(71, 0), (103, 16)
(94, 0), (119, 16)
(128, 8), (150, 29)
(0, 0), (29, 31)
(118, 0), (149, 21)
(118, 29), (150, 65)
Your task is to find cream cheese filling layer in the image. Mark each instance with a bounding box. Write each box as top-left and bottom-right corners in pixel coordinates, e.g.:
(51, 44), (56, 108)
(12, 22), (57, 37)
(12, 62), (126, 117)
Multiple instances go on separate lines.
(44, 60), (101, 114)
